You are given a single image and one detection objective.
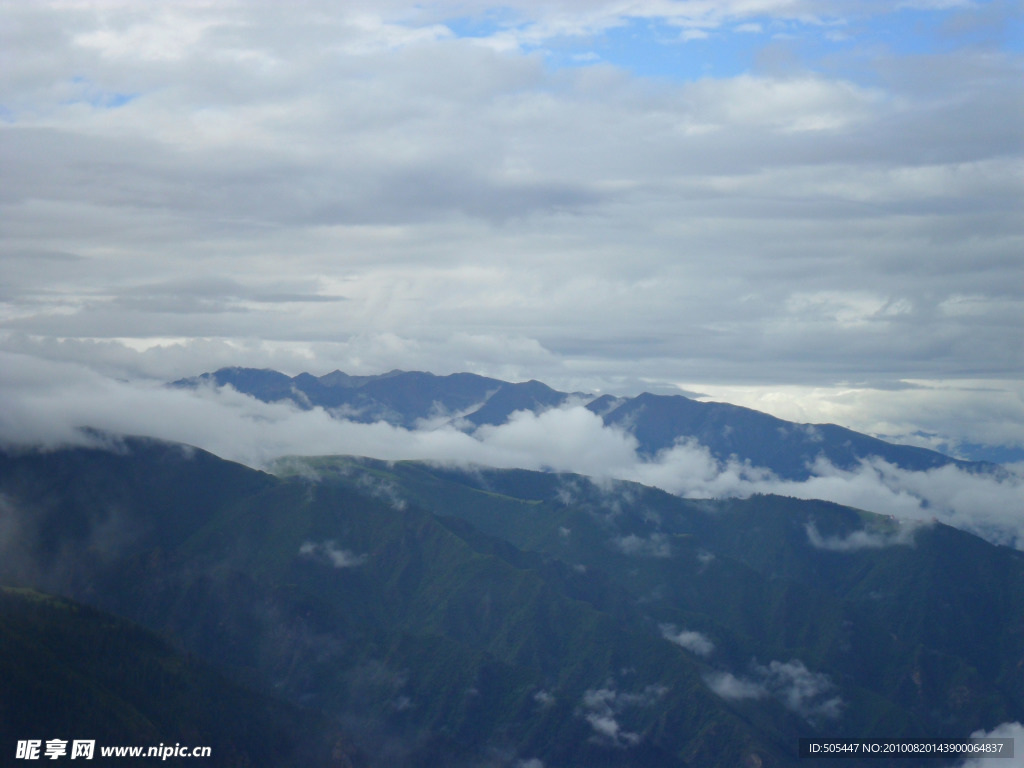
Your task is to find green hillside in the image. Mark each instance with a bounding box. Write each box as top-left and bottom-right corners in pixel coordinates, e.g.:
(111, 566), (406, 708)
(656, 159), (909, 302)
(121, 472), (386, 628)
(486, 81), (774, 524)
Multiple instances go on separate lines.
(2, 440), (1019, 766)
(0, 587), (362, 767)
(278, 457), (1024, 744)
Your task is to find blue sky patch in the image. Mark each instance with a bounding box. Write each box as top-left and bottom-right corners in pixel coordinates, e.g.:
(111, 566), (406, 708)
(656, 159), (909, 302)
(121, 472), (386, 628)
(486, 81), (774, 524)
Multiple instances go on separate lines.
(441, 3), (1021, 82)
(67, 76), (138, 109)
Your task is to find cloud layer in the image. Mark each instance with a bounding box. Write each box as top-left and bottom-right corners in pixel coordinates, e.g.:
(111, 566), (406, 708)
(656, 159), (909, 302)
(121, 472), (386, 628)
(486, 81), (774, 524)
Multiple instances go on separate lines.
(3, 354), (1021, 550)
(1, 0), (1021, 456)
(705, 659), (843, 723)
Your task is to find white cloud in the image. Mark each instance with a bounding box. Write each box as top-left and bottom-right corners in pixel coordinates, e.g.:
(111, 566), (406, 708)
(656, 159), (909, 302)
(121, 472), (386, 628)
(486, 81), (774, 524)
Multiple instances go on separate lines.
(706, 659), (843, 722)
(1, 0), (1019, 425)
(579, 683), (667, 748)
(681, 74), (884, 133)
(472, 406), (640, 473)
(756, 659), (843, 721)
(2, 353), (1023, 551)
(73, 10), (224, 61)
(704, 671), (768, 701)
(959, 722), (1024, 768)
(585, 710), (637, 746)
(1, 6), (1018, 740)
(660, 624), (715, 656)
(298, 540), (367, 568)
(533, 689), (556, 708)
(804, 520), (921, 551)
(679, 379), (1024, 455)
(352, 473), (408, 511)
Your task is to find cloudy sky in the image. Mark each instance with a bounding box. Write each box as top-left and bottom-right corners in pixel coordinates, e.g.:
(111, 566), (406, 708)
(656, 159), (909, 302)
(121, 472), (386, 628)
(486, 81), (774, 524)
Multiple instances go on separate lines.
(1, 0), (1022, 456)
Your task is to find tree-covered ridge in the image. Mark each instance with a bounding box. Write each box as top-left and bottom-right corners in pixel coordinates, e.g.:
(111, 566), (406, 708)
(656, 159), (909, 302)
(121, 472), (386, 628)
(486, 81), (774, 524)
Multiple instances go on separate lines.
(0, 587), (362, 767)
(2, 440), (1020, 766)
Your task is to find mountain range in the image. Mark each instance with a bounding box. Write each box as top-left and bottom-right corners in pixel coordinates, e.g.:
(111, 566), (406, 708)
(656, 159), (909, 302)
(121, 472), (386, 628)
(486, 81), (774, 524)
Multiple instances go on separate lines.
(173, 367), (989, 480)
(2, 433), (1021, 766)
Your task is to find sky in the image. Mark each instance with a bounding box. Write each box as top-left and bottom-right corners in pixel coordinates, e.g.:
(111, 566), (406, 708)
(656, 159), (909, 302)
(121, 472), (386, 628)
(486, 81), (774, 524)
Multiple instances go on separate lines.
(1, 0), (1022, 459)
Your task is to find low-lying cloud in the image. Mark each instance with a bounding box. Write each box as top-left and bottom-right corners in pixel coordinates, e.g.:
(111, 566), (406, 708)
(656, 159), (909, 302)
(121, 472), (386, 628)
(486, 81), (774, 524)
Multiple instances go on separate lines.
(705, 659), (843, 723)
(579, 683), (668, 748)
(299, 541), (367, 569)
(612, 533), (672, 559)
(958, 722), (1024, 768)
(3, 353), (1022, 550)
(660, 624), (715, 657)
(757, 660), (844, 722)
(704, 671), (769, 702)
(804, 520), (921, 552)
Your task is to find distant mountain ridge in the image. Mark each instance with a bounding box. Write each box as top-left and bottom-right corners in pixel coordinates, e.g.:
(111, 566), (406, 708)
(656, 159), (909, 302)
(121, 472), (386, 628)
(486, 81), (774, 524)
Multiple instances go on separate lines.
(173, 367), (987, 480)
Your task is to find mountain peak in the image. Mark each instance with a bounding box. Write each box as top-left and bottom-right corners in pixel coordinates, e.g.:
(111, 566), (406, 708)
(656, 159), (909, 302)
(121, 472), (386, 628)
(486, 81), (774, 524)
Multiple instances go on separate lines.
(172, 367), (989, 479)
